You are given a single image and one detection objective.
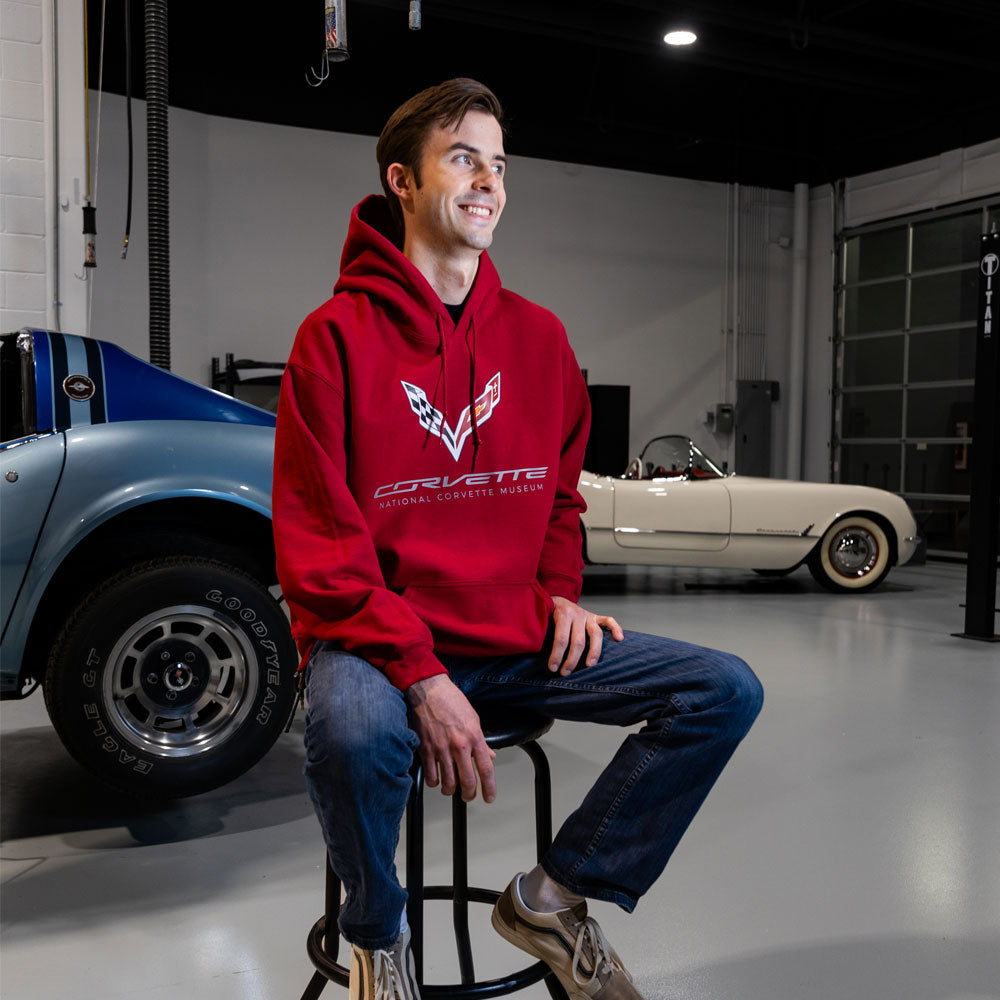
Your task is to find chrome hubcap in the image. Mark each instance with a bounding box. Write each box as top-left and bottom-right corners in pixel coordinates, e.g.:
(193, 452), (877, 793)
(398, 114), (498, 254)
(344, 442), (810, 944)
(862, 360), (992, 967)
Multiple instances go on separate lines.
(105, 605), (259, 757)
(828, 527), (879, 578)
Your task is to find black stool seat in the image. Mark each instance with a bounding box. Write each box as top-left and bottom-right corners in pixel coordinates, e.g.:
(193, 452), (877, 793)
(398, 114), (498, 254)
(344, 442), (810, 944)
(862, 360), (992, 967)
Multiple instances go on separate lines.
(479, 711), (553, 749)
(301, 711), (566, 1000)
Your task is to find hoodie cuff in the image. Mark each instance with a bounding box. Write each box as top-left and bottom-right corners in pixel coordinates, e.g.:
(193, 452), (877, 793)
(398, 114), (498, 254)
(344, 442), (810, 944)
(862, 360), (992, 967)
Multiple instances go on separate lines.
(384, 650), (448, 692)
(538, 572), (583, 605)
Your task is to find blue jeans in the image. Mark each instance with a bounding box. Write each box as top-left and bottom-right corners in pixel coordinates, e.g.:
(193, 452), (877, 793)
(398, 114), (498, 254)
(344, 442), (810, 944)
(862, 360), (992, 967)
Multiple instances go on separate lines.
(303, 630), (763, 949)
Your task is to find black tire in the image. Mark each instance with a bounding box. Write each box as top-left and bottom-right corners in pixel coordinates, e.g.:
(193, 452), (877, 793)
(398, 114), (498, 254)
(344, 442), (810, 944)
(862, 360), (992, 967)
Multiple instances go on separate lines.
(43, 556), (298, 798)
(807, 514), (893, 593)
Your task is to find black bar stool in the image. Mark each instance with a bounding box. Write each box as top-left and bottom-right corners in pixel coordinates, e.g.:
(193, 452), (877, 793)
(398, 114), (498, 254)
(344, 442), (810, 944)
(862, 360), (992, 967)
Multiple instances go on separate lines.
(301, 711), (568, 1000)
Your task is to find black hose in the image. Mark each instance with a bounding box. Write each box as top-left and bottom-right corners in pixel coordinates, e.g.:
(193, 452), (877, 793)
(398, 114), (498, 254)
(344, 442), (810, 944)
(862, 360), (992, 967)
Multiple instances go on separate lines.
(122, 0), (133, 258)
(145, 0), (170, 370)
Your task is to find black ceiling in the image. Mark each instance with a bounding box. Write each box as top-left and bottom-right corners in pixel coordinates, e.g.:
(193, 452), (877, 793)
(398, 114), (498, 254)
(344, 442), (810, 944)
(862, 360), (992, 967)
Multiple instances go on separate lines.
(89, 1), (1000, 191)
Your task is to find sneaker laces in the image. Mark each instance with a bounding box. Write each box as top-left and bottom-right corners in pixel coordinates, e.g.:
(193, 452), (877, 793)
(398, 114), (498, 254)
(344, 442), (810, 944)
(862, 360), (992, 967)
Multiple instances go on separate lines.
(571, 916), (622, 987)
(371, 948), (408, 1000)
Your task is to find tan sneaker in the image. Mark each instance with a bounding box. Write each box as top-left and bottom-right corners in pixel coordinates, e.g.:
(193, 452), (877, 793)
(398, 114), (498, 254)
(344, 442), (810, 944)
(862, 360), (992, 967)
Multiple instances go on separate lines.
(348, 925), (420, 1000)
(491, 874), (644, 1000)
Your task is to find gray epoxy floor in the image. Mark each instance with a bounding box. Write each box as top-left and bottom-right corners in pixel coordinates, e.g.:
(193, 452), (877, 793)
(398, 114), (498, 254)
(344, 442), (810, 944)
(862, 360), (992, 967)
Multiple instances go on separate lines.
(2, 561), (999, 1000)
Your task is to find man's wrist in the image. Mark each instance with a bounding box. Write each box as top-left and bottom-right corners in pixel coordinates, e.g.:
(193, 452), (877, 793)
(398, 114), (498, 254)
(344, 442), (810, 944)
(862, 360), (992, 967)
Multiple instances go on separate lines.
(405, 672), (450, 706)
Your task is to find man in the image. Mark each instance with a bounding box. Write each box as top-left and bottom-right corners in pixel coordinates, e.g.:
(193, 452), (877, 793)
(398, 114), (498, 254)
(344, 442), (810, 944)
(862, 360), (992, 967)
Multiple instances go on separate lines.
(273, 78), (762, 1000)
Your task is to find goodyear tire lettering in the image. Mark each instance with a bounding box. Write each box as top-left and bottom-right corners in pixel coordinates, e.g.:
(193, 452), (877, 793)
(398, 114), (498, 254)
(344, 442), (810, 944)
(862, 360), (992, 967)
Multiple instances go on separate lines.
(47, 560), (296, 797)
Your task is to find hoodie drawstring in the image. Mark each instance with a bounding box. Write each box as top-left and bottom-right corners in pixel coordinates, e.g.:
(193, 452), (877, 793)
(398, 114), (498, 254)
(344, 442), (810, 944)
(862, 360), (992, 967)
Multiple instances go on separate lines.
(425, 315), (449, 451)
(468, 315), (480, 471)
(424, 308), (482, 471)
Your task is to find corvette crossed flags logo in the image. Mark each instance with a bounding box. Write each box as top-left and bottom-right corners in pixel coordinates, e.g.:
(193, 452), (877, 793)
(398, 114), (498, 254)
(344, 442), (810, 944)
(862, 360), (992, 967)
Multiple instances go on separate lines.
(401, 372), (501, 461)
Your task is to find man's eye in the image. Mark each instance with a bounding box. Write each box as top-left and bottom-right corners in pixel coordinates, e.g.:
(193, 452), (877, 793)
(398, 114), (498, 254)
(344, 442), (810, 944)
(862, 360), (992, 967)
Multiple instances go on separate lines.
(493, 164), (504, 176)
(456, 154), (471, 164)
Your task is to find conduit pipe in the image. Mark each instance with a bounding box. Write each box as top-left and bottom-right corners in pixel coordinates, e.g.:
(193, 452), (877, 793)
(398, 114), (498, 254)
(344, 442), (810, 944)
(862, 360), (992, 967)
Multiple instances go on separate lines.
(731, 182), (740, 406)
(43, 0), (60, 330)
(786, 182), (809, 480)
(145, 0), (170, 369)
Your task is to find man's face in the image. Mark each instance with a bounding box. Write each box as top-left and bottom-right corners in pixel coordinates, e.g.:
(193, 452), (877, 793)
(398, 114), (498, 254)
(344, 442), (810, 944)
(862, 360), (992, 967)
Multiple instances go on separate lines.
(401, 111), (506, 256)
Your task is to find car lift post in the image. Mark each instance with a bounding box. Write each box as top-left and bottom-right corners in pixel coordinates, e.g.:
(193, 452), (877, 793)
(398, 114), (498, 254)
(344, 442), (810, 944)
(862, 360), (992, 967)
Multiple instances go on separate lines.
(955, 230), (1000, 642)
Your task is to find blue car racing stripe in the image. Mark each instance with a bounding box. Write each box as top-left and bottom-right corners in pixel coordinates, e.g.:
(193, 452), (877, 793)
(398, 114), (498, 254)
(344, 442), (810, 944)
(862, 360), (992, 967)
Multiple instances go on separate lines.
(48, 331), (108, 431)
(83, 337), (108, 425)
(49, 331), (71, 430)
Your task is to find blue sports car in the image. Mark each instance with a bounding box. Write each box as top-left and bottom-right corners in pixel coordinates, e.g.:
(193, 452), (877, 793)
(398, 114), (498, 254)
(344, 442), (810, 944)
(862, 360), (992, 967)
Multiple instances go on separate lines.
(1, 329), (297, 798)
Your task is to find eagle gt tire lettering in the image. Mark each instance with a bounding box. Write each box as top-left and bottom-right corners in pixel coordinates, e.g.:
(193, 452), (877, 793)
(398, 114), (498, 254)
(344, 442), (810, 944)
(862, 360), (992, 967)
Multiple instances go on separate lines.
(43, 557), (297, 798)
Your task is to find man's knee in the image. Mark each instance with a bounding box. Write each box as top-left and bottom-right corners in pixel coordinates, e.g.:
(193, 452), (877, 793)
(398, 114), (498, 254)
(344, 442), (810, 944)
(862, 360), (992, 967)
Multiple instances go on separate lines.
(304, 650), (414, 771)
(712, 652), (764, 732)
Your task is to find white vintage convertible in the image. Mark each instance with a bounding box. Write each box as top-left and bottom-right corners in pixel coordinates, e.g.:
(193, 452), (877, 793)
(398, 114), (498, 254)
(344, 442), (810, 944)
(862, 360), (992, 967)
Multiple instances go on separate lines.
(579, 435), (921, 593)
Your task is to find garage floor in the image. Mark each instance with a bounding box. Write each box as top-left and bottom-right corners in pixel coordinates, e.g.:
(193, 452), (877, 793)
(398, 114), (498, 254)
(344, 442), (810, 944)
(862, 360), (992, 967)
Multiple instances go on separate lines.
(2, 561), (999, 1000)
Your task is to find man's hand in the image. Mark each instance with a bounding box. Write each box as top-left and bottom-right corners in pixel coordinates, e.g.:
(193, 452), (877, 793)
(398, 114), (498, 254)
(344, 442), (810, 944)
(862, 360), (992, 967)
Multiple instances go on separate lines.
(549, 596), (624, 676)
(406, 674), (496, 803)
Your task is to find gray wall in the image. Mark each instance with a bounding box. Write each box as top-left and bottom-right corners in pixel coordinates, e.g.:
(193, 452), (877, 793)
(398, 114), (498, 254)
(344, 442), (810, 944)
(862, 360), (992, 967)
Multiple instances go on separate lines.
(79, 96), (1000, 482)
(86, 96), (793, 469)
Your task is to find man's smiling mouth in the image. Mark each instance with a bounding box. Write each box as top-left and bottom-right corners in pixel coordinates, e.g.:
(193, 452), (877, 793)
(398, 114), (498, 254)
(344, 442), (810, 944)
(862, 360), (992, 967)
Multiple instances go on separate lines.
(460, 205), (492, 218)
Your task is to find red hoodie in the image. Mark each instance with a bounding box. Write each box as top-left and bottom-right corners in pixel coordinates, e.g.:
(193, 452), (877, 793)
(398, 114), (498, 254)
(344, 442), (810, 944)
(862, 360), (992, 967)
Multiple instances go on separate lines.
(273, 196), (591, 690)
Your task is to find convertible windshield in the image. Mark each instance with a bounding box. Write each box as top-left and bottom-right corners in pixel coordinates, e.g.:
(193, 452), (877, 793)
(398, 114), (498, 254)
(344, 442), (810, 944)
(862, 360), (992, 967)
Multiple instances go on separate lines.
(635, 436), (725, 480)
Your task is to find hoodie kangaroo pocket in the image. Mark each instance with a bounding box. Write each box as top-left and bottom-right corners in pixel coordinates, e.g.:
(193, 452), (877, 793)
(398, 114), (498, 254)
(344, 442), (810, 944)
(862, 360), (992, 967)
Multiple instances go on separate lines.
(401, 580), (552, 655)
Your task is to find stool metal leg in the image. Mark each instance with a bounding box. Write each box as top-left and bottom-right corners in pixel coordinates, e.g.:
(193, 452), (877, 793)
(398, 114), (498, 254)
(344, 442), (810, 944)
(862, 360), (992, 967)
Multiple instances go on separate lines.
(406, 759), (426, 984)
(300, 969), (330, 1000)
(303, 730), (562, 1000)
(522, 741), (570, 1000)
(300, 855), (348, 999)
(324, 856), (342, 962)
(521, 741), (553, 860)
(451, 794), (476, 984)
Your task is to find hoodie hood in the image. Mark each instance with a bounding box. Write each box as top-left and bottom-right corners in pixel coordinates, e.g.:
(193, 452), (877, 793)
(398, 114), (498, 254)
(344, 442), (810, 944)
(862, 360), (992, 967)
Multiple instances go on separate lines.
(334, 195), (502, 346)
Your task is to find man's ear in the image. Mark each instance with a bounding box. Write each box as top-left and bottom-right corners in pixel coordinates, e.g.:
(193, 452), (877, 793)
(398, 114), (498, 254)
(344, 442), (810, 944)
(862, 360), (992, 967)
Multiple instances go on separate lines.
(386, 163), (415, 208)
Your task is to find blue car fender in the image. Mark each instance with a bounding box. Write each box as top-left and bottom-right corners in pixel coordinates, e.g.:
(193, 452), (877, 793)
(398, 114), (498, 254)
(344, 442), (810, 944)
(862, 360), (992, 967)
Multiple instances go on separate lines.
(1, 419), (277, 688)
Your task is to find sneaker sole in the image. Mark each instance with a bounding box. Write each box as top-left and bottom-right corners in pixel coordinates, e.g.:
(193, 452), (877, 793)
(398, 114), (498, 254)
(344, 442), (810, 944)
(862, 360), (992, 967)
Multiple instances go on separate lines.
(491, 906), (590, 1000)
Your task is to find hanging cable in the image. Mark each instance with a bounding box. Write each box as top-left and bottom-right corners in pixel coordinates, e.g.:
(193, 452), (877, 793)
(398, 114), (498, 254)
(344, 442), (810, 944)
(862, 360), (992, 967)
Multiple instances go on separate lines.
(86, 0), (107, 340)
(82, 0), (96, 270)
(81, 0), (106, 277)
(83, 0), (91, 203)
(122, 0), (134, 259)
(91, 0), (106, 206)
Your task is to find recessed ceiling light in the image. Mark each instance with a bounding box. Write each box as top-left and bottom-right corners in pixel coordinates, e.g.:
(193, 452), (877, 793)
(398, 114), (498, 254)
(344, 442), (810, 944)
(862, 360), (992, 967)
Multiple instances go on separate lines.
(664, 30), (697, 46)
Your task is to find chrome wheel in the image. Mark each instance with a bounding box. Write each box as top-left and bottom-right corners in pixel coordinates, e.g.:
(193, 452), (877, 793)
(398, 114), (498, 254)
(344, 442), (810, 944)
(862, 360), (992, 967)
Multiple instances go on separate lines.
(45, 557), (298, 797)
(103, 604), (258, 758)
(827, 526), (880, 578)
(809, 514), (892, 593)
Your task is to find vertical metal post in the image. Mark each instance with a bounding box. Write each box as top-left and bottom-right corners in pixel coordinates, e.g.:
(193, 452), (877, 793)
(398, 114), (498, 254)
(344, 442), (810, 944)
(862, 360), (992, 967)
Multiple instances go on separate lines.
(957, 231), (1000, 641)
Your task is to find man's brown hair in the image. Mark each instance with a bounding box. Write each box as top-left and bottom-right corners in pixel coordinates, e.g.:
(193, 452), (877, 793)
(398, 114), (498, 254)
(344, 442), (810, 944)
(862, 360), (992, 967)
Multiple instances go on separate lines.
(376, 78), (505, 241)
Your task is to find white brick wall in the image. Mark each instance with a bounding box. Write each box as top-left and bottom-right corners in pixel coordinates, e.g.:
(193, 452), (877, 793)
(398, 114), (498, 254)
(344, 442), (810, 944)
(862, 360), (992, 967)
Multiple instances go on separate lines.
(1, 0), (47, 330)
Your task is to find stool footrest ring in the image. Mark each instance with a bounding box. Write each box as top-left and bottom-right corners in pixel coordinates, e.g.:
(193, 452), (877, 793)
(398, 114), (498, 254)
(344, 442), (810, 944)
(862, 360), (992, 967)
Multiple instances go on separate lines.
(305, 905), (555, 1000)
(421, 885), (499, 905)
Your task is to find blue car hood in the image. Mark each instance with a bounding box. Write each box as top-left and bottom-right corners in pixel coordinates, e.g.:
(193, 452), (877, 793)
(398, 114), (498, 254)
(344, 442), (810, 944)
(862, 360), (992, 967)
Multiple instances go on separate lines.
(28, 329), (276, 433)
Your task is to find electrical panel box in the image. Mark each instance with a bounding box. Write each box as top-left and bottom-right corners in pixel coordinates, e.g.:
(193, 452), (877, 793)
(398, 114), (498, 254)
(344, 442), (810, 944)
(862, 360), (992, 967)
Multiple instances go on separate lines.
(714, 403), (734, 434)
(735, 380), (779, 477)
